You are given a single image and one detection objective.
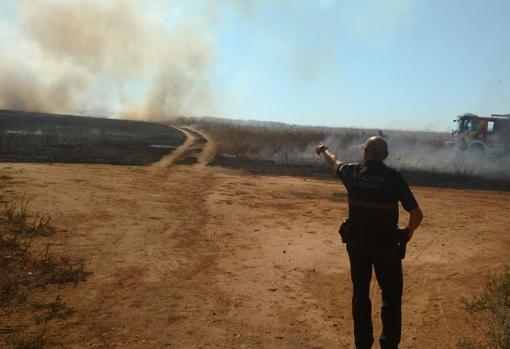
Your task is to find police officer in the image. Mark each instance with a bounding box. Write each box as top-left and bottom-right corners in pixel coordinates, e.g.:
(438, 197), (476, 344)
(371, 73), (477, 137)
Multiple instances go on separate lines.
(316, 136), (423, 349)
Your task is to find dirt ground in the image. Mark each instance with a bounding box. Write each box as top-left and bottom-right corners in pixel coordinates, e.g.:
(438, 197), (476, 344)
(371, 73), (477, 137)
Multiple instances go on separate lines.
(1, 128), (509, 348)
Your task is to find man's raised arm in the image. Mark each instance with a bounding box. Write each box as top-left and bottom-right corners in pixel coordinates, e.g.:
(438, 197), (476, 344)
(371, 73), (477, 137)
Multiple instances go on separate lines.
(316, 144), (342, 172)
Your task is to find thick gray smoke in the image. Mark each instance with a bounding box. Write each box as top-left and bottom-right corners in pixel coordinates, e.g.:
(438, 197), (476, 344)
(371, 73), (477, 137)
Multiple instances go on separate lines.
(0, 0), (214, 120)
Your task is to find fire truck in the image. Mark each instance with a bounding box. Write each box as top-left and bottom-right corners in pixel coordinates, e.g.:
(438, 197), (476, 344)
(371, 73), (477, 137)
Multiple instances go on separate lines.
(448, 113), (510, 157)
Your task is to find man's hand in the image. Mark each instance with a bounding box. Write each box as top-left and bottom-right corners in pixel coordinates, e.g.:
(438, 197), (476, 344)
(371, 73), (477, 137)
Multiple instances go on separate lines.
(316, 144), (328, 156)
(407, 207), (423, 237)
(317, 144), (342, 172)
(397, 227), (413, 242)
(398, 208), (422, 244)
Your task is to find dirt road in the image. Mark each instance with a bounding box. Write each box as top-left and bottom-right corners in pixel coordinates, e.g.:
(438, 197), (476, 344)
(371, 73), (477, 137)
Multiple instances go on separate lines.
(1, 128), (509, 348)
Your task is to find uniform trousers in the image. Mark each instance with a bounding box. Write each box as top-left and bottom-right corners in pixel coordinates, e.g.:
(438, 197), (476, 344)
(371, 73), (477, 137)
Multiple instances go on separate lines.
(346, 239), (403, 349)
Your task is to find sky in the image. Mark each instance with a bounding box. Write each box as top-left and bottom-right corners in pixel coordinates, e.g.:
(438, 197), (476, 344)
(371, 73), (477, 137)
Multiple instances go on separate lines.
(1, 0), (509, 131)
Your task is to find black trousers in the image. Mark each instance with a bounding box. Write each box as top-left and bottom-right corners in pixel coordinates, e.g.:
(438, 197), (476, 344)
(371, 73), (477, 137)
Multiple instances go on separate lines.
(346, 241), (403, 349)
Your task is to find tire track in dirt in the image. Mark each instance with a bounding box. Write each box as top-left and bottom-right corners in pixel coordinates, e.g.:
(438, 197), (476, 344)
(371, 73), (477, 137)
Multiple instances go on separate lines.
(149, 126), (197, 172)
(195, 129), (217, 166)
(171, 127), (214, 168)
(143, 129), (244, 348)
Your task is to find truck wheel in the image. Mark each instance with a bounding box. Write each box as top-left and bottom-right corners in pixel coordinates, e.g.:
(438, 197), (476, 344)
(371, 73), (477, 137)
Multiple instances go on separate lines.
(467, 143), (485, 157)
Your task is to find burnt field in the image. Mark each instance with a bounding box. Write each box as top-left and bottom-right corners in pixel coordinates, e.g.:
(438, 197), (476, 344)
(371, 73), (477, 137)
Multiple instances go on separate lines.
(0, 110), (186, 165)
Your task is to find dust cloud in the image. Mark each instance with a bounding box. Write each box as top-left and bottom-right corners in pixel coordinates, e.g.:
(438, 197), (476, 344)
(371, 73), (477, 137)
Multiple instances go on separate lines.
(0, 0), (214, 121)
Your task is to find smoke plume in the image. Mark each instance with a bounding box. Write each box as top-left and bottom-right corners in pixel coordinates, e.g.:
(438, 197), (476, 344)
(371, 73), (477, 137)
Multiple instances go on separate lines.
(0, 0), (215, 120)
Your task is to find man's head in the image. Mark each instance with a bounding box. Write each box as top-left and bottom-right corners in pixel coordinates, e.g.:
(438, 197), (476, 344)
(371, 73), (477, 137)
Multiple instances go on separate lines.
(363, 136), (388, 162)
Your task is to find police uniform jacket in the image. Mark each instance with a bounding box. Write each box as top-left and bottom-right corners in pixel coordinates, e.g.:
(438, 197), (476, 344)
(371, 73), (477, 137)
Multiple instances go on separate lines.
(337, 160), (419, 245)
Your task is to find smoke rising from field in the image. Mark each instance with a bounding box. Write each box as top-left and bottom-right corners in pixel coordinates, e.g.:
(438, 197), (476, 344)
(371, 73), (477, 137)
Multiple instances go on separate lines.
(192, 118), (509, 180)
(296, 132), (509, 179)
(309, 132), (510, 179)
(0, 0), (214, 120)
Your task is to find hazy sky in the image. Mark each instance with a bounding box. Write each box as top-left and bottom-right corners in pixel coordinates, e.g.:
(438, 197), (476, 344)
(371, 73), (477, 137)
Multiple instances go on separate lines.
(206, 0), (510, 131)
(1, 0), (509, 131)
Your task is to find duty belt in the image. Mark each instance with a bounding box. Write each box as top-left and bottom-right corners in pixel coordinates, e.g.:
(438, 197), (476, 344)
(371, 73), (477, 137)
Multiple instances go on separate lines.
(348, 199), (397, 210)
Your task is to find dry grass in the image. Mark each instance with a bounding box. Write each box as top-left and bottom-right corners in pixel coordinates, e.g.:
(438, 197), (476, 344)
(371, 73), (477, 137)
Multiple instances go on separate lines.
(33, 296), (75, 324)
(5, 196), (54, 237)
(458, 267), (510, 349)
(176, 117), (510, 190)
(175, 116), (448, 164)
(1, 198), (87, 305)
(0, 195), (88, 348)
(6, 332), (46, 349)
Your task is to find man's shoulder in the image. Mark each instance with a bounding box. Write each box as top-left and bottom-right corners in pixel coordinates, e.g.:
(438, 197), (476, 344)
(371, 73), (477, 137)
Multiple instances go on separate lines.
(337, 162), (360, 180)
(340, 162), (361, 172)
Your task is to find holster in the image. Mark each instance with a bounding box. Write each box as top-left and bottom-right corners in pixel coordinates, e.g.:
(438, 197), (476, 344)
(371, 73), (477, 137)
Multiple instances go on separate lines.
(395, 228), (410, 259)
(338, 219), (352, 244)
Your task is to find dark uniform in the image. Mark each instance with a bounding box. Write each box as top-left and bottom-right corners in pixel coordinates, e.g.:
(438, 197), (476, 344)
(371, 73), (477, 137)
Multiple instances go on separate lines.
(337, 160), (419, 349)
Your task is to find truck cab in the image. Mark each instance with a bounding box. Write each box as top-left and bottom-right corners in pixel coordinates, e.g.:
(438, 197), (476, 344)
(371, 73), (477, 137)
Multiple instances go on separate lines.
(450, 113), (509, 157)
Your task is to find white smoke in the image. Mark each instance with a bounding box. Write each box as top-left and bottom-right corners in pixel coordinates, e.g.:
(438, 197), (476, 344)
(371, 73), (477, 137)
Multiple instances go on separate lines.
(0, 0), (215, 120)
(254, 128), (510, 179)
